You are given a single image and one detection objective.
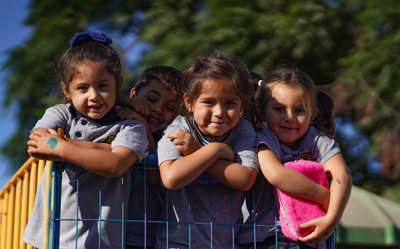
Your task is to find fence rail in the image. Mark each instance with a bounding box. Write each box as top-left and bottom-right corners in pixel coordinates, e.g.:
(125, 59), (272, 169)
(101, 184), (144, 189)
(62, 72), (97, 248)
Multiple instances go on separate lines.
(0, 158), (52, 249)
(0, 156), (336, 249)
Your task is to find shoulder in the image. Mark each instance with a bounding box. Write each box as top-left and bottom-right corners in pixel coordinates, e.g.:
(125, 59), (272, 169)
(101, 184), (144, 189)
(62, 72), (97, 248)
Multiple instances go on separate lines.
(304, 126), (335, 145)
(256, 124), (282, 157)
(237, 118), (256, 132)
(163, 116), (191, 134)
(44, 103), (72, 117)
(257, 124), (279, 143)
(33, 104), (72, 131)
(231, 118), (256, 138)
(305, 126), (340, 163)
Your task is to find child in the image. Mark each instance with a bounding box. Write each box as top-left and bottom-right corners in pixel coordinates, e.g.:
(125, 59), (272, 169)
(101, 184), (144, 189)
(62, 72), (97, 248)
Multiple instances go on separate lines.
(116, 66), (184, 249)
(23, 32), (149, 249)
(236, 65), (352, 249)
(156, 53), (259, 248)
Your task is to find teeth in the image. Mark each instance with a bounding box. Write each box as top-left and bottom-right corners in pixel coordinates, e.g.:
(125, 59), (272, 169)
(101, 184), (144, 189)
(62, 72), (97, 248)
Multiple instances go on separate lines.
(148, 116), (161, 123)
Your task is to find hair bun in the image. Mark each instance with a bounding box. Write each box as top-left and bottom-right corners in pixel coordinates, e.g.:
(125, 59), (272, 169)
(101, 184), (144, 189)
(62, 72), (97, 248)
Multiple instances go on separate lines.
(69, 31), (112, 47)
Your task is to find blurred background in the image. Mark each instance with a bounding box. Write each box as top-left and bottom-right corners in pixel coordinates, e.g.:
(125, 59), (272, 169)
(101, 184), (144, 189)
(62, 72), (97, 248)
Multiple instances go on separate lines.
(1, 0), (399, 204)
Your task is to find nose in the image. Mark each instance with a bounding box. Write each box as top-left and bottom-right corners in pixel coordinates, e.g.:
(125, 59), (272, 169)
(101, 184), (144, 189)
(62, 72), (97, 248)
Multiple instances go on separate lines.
(214, 104), (225, 117)
(152, 101), (163, 115)
(88, 88), (100, 101)
(285, 110), (295, 122)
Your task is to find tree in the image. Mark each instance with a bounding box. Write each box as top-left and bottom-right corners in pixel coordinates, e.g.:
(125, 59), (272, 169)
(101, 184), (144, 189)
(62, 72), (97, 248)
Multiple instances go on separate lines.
(2, 0), (400, 201)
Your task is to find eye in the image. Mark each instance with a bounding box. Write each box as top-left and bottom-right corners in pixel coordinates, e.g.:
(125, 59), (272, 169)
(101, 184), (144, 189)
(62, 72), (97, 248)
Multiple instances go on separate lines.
(77, 86), (88, 92)
(203, 101), (214, 105)
(226, 101), (236, 106)
(166, 105), (176, 112)
(146, 96), (156, 103)
(273, 107), (284, 112)
(98, 83), (108, 88)
(296, 108), (306, 114)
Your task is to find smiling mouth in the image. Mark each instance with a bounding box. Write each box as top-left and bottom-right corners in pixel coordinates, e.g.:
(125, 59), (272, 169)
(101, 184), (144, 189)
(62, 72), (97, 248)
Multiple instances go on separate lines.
(212, 120), (226, 124)
(147, 116), (162, 124)
(89, 104), (104, 111)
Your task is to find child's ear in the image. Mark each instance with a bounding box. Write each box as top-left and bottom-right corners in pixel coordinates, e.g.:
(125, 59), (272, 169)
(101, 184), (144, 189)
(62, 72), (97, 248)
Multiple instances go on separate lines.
(130, 87), (136, 98)
(311, 108), (318, 123)
(116, 76), (123, 93)
(61, 82), (71, 100)
(184, 94), (193, 112)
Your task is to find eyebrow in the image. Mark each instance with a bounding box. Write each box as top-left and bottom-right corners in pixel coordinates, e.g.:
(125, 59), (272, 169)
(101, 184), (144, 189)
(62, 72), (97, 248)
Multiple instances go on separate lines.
(148, 89), (179, 104)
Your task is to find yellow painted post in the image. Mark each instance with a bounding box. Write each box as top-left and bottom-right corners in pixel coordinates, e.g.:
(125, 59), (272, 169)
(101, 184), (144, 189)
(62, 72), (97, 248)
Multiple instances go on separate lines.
(27, 161), (37, 249)
(1, 191), (8, 249)
(42, 161), (53, 249)
(20, 170), (29, 249)
(37, 160), (45, 189)
(13, 178), (22, 248)
(28, 161), (37, 218)
(0, 199), (3, 246)
(6, 185), (15, 249)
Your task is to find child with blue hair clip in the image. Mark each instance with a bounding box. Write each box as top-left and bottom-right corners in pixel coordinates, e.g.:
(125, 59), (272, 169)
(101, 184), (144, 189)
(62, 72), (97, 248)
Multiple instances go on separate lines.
(23, 32), (149, 248)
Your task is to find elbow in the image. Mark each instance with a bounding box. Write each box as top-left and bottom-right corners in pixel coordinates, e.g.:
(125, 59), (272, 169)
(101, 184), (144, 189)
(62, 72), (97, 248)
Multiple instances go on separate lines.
(264, 170), (283, 188)
(234, 170), (257, 191)
(108, 162), (130, 177)
(160, 173), (182, 190)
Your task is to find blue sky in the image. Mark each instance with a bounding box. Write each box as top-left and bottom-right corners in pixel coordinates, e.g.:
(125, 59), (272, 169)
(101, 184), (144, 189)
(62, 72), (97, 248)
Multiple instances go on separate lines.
(0, 0), (32, 189)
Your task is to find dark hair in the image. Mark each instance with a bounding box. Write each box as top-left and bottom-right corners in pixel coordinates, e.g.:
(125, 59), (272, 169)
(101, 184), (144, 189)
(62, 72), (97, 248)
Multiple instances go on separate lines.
(58, 40), (122, 103)
(313, 90), (336, 138)
(256, 64), (316, 125)
(182, 53), (251, 120)
(135, 65), (184, 99)
(243, 70), (264, 81)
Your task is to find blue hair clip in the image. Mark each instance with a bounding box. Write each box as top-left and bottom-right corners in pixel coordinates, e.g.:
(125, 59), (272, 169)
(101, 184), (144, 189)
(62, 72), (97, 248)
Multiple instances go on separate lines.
(69, 31), (112, 47)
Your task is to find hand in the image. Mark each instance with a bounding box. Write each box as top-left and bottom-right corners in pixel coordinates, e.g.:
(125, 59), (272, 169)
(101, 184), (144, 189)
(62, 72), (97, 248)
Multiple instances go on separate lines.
(167, 130), (199, 155)
(128, 98), (151, 117)
(214, 143), (234, 161)
(116, 107), (147, 124)
(298, 215), (335, 243)
(27, 128), (65, 158)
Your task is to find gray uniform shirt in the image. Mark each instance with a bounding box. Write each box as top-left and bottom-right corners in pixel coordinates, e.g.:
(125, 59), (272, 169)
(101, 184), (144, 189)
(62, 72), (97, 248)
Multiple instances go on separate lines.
(236, 125), (340, 249)
(155, 116), (258, 249)
(23, 104), (149, 249)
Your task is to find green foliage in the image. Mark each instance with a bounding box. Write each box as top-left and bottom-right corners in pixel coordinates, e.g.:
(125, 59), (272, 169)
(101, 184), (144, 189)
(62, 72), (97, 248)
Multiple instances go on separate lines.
(2, 0), (400, 202)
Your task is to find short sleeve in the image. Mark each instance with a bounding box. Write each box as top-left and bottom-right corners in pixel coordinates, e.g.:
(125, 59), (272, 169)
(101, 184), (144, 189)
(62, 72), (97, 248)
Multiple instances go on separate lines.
(256, 125), (282, 160)
(32, 104), (70, 132)
(157, 116), (188, 166)
(111, 120), (149, 162)
(231, 119), (258, 172)
(308, 128), (341, 165)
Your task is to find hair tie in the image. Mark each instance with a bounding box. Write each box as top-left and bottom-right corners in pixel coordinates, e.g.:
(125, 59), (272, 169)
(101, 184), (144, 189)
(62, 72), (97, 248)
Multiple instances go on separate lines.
(69, 32), (112, 47)
(258, 80), (263, 87)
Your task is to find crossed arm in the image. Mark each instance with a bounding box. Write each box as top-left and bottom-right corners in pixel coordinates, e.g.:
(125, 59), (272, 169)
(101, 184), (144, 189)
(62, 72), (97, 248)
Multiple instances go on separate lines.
(258, 144), (352, 243)
(28, 128), (138, 177)
(159, 130), (257, 191)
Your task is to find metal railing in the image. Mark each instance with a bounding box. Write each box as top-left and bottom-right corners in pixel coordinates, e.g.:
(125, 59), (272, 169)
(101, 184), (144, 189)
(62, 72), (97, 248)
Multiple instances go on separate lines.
(0, 155), (336, 249)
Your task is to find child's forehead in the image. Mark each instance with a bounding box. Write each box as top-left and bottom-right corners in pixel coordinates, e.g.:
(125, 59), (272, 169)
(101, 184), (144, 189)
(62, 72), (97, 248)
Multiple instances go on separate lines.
(137, 78), (180, 99)
(269, 84), (312, 105)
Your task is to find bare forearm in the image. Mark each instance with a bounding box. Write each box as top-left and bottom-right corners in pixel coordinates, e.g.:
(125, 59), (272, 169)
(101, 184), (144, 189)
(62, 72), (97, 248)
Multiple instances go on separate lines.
(160, 143), (223, 190)
(271, 167), (330, 204)
(259, 147), (329, 204)
(57, 141), (137, 177)
(205, 160), (257, 191)
(325, 171), (352, 225)
(66, 139), (112, 151)
(115, 94), (133, 108)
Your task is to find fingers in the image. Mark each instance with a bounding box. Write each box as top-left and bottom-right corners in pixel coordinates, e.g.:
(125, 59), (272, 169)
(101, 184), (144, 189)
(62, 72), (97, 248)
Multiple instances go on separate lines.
(48, 128), (58, 134)
(133, 100), (151, 117)
(166, 130), (189, 139)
